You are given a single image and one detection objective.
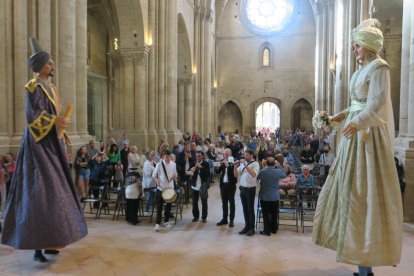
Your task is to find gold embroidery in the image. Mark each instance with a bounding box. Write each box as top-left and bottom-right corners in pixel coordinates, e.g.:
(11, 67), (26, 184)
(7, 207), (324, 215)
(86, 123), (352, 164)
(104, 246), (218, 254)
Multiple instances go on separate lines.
(28, 111), (57, 142)
(25, 79), (58, 112)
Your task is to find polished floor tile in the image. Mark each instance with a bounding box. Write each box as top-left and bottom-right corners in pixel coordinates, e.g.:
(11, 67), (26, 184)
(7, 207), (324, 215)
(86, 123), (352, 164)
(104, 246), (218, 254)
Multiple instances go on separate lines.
(1, 182), (413, 275)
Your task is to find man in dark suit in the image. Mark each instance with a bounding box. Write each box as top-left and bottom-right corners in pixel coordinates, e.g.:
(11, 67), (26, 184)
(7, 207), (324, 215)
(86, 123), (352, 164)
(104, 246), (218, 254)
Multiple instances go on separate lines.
(189, 151), (211, 223)
(217, 148), (237, 228)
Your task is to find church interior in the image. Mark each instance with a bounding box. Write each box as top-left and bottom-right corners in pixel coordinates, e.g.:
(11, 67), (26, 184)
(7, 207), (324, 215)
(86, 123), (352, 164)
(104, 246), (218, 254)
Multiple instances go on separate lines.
(1, 0), (414, 275)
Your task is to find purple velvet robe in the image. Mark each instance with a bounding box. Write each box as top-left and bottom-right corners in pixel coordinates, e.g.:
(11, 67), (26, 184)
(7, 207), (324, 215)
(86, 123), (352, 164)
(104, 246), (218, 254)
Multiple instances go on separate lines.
(1, 78), (88, 249)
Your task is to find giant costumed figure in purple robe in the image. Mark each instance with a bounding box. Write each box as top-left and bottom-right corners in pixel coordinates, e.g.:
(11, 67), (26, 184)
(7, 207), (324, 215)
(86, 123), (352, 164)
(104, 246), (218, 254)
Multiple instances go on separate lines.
(1, 37), (88, 262)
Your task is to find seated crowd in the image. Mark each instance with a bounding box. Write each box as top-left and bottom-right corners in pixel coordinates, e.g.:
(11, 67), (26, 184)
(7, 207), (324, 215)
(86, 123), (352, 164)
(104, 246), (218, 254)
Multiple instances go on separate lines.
(69, 128), (332, 235)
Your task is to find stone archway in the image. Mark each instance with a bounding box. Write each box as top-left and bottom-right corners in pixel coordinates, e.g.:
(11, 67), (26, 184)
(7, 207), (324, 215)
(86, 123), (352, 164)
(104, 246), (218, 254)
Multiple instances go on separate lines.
(218, 101), (243, 134)
(256, 102), (280, 134)
(291, 98), (313, 130)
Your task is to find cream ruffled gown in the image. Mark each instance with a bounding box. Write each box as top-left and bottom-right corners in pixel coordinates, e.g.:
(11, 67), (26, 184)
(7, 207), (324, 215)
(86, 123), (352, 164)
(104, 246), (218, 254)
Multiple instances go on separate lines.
(312, 58), (403, 266)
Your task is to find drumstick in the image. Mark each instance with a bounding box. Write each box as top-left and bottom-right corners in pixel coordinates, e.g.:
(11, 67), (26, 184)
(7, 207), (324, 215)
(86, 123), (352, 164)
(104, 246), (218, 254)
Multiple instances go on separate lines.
(58, 104), (73, 139)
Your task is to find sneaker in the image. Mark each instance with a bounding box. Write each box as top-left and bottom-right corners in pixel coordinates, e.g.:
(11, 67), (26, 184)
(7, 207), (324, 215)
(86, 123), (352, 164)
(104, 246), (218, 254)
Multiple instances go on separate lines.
(154, 224), (160, 231)
(164, 221), (173, 229)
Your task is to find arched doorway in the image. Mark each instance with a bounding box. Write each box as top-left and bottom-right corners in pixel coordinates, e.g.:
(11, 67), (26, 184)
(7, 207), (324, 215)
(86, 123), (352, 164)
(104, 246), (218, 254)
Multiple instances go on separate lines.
(218, 101), (243, 134)
(255, 102), (280, 135)
(291, 98), (313, 130)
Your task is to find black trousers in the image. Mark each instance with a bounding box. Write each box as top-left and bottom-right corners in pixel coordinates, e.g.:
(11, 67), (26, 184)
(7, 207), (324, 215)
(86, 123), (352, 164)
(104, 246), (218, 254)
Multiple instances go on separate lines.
(240, 186), (256, 230)
(260, 200), (279, 234)
(220, 185), (236, 222)
(191, 189), (208, 220)
(125, 198), (139, 224)
(155, 190), (172, 224)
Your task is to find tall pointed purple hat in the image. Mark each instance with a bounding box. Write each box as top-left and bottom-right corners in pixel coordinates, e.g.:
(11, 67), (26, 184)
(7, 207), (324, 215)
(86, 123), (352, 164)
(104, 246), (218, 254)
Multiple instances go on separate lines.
(28, 37), (51, 73)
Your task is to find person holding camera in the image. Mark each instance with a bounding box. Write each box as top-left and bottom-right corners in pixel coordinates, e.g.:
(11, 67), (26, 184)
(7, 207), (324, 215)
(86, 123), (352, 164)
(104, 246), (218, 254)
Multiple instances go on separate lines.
(234, 149), (260, 236)
(189, 151), (211, 223)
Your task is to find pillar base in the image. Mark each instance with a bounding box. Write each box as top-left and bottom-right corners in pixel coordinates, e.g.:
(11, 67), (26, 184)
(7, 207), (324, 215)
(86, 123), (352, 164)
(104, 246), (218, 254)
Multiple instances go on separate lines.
(146, 129), (158, 151)
(166, 129), (183, 147)
(395, 135), (414, 222)
(0, 134), (11, 154)
(157, 129), (167, 146)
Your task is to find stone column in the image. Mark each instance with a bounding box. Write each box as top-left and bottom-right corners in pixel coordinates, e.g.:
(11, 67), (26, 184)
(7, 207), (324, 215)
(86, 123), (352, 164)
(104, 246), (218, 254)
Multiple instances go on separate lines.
(76, 0), (89, 138)
(395, 0), (414, 222)
(166, 0), (181, 143)
(398, 0), (411, 136)
(120, 53), (135, 130)
(157, 0), (166, 141)
(184, 78), (194, 134)
(133, 49), (149, 149)
(11, 0), (28, 148)
(0, 0), (11, 150)
(204, 10), (213, 136)
(314, 3), (324, 112)
(327, 3), (335, 115)
(193, 7), (200, 133)
(57, 0), (77, 135)
(177, 79), (185, 132)
(38, 0), (51, 53)
(147, 0), (158, 150)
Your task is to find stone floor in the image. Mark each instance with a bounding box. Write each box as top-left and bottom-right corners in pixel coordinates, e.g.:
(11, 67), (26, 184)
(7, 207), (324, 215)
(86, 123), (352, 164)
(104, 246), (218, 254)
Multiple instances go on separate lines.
(0, 182), (413, 276)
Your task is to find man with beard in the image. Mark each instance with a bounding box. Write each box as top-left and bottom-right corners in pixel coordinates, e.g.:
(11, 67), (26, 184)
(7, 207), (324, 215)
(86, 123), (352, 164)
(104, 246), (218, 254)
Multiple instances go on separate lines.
(1, 37), (88, 262)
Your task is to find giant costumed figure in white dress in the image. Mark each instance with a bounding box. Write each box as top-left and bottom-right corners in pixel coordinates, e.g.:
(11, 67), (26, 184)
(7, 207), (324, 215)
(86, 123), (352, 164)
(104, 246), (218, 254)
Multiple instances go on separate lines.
(312, 19), (403, 276)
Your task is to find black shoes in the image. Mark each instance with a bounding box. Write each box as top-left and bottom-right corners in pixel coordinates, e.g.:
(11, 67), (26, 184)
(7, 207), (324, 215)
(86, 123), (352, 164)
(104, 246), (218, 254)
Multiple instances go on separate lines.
(192, 218), (199, 222)
(259, 231), (270, 236)
(44, 249), (60, 255)
(229, 221), (234, 228)
(202, 219), (207, 223)
(353, 273), (374, 276)
(246, 229), (255, 236)
(238, 228), (249, 235)
(33, 250), (48, 263)
(216, 220), (228, 226)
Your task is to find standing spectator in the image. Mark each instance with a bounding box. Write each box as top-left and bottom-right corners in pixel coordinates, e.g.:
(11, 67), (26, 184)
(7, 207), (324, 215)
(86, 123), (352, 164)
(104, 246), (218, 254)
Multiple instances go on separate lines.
(120, 142), (130, 177)
(118, 133), (129, 146)
(107, 144), (120, 176)
(234, 149), (260, 236)
(87, 140), (99, 159)
(257, 157), (287, 236)
(217, 149), (237, 228)
(128, 146), (141, 173)
(74, 146), (90, 201)
(143, 151), (157, 212)
(89, 153), (110, 208)
(125, 166), (142, 226)
(227, 136), (244, 160)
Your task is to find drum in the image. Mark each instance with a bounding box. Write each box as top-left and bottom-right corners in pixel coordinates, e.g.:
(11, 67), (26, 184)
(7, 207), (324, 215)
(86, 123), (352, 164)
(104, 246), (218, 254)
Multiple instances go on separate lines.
(162, 188), (177, 203)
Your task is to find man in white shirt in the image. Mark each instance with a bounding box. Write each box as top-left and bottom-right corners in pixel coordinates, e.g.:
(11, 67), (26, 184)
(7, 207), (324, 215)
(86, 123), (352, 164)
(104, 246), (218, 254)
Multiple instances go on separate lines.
(152, 150), (177, 231)
(234, 149), (260, 236)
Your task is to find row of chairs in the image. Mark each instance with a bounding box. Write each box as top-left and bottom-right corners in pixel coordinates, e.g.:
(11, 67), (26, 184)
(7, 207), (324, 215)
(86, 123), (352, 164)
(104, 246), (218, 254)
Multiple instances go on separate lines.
(82, 179), (186, 224)
(256, 187), (320, 233)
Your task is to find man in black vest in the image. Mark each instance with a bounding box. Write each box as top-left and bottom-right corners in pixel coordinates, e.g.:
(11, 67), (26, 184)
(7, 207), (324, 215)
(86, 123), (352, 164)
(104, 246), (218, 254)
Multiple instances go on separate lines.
(217, 148), (237, 228)
(189, 151), (210, 223)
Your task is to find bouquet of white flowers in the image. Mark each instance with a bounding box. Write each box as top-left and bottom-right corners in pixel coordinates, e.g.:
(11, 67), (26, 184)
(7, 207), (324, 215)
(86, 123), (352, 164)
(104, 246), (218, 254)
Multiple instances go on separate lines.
(312, 110), (331, 129)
